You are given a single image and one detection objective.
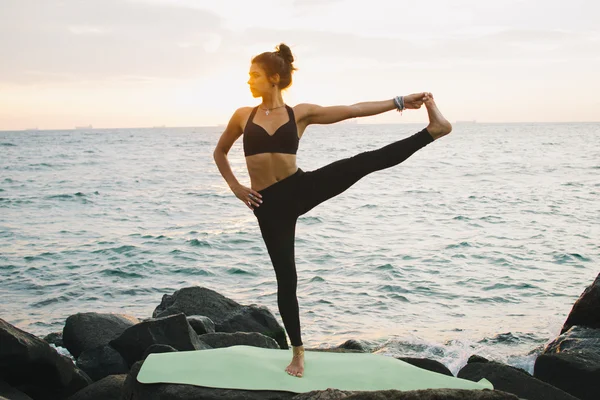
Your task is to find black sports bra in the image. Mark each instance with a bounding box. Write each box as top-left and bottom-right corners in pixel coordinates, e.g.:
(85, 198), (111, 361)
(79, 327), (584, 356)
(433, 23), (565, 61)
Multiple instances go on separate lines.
(243, 105), (299, 157)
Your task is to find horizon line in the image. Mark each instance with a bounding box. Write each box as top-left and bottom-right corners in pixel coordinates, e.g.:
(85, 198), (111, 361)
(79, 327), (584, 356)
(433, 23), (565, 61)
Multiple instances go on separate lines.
(2, 121), (600, 132)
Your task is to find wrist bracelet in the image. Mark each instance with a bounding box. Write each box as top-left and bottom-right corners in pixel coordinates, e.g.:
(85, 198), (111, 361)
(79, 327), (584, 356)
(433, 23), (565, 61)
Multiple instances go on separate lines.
(393, 96), (405, 113)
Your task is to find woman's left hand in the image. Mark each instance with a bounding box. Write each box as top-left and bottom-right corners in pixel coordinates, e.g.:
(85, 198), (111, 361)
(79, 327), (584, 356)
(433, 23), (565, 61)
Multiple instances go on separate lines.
(403, 92), (432, 110)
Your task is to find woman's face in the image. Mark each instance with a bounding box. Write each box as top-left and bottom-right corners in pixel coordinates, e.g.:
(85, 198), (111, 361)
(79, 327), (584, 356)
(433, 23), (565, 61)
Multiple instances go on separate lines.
(247, 63), (274, 98)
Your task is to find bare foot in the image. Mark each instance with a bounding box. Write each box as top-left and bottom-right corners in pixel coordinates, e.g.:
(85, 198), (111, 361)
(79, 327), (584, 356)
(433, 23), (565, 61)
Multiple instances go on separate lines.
(423, 93), (452, 140)
(285, 346), (304, 378)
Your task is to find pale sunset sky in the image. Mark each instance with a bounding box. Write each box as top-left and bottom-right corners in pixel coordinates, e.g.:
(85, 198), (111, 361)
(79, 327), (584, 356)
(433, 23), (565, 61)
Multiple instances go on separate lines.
(1, 0), (599, 130)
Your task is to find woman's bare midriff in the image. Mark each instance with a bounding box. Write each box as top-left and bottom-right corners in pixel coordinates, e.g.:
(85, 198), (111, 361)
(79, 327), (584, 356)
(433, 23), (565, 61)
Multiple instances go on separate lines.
(246, 153), (298, 191)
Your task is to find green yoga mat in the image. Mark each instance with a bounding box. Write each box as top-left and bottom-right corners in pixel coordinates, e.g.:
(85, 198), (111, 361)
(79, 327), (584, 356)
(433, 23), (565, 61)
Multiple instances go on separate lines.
(137, 345), (493, 393)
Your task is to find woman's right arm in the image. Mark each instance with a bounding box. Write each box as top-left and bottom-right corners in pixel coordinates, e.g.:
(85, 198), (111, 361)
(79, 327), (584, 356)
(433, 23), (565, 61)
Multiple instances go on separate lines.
(213, 108), (263, 209)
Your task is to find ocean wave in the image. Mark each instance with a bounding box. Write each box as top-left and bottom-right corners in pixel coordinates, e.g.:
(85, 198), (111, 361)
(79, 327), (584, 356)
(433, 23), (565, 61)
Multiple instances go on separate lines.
(483, 282), (539, 291)
(92, 245), (137, 255)
(99, 267), (145, 279)
(188, 239), (212, 247)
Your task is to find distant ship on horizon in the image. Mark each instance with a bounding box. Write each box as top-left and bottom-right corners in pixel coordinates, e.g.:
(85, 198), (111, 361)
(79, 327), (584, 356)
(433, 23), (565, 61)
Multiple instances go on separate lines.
(75, 124), (93, 129)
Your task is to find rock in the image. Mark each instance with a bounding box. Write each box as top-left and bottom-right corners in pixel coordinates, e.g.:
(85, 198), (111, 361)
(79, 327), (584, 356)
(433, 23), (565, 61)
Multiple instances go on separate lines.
(337, 340), (369, 352)
(216, 305), (287, 349)
(75, 344), (129, 382)
(197, 332), (280, 349)
(341, 389), (519, 399)
(0, 380), (34, 400)
(109, 313), (210, 368)
(62, 312), (139, 358)
(0, 318), (91, 399)
(535, 352), (600, 400)
(467, 355), (490, 364)
(187, 315), (215, 335)
(65, 374), (126, 400)
(153, 286), (287, 348)
(153, 286), (241, 320)
(534, 326), (600, 400)
(141, 344), (178, 360)
(561, 272), (600, 334)
(42, 331), (63, 348)
(290, 388), (354, 399)
(544, 325), (600, 353)
(397, 358), (453, 377)
(458, 360), (579, 400)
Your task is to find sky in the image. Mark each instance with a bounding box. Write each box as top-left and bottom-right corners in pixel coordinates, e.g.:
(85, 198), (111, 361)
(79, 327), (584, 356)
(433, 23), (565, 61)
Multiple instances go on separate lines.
(1, 0), (599, 130)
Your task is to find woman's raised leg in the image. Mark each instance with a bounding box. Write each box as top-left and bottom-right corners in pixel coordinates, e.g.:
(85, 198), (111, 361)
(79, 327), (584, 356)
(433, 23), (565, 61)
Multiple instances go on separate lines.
(295, 128), (432, 215)
(295, 96), (451, 216)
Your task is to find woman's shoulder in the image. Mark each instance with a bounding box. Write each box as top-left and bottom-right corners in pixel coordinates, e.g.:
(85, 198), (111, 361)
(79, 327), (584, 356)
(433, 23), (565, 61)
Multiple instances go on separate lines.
(230, 106), (257, 131)
(291, 103), (318, 121)
(231, 106), (255, 122)
(234, 106), (256, 115)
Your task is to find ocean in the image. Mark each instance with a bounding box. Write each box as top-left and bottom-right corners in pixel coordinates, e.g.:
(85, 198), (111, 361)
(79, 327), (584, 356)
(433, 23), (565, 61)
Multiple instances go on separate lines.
(1, 122), (598, 375)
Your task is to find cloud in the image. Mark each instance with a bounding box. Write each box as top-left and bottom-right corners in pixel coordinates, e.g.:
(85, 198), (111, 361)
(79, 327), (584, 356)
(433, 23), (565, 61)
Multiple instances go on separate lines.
(1, 0), (598, 87)
(237, 27), (600, 67)
(292, 0), (344, 5)
(0, 0), (228, 84)
(67, 25), (114, 35)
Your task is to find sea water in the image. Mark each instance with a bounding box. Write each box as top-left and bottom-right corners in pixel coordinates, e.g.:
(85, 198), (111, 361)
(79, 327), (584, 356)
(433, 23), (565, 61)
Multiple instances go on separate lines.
(1, 122), (598, 374)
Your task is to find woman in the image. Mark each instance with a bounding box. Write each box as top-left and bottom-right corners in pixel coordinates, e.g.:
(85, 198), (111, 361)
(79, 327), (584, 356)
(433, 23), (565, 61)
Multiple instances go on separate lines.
(213, 43), (452, 378)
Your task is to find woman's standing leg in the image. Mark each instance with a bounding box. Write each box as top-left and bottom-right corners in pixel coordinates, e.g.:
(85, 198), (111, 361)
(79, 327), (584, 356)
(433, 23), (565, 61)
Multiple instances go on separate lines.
(256, 213), (303, 347)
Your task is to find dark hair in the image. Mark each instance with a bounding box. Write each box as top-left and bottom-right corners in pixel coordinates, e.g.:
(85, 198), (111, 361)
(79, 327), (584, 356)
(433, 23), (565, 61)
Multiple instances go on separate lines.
(252, 43), (297, 89)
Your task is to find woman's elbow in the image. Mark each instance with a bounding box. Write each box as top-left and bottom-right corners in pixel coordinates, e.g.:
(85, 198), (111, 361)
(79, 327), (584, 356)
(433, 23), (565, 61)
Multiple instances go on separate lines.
(214, 147), (231, 161)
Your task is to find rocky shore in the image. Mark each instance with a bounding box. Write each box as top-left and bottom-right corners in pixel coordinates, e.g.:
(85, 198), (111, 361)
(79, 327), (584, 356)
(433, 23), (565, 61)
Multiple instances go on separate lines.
(1, 273), (599, 400)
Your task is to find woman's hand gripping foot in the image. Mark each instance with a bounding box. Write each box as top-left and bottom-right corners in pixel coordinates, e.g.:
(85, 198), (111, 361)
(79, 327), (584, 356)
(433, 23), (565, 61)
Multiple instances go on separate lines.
(285, 346), (305, 378)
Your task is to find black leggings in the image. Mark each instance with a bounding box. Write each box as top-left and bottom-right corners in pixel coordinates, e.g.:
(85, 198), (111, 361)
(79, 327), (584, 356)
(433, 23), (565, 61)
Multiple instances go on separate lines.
(252, 128), (434, 347)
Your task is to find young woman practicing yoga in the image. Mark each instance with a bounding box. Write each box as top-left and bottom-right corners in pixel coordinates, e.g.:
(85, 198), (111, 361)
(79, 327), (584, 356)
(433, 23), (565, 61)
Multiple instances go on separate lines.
(213, 43), (452, 378)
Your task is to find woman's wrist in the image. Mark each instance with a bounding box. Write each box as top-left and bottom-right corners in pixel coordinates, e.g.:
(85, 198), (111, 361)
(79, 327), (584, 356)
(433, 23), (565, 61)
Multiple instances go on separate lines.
(393, 96), (405, 112)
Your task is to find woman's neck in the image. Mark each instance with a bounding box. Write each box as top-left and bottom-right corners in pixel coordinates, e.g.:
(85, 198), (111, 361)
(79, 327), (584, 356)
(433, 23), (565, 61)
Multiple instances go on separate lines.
(261, 92), (285, 109)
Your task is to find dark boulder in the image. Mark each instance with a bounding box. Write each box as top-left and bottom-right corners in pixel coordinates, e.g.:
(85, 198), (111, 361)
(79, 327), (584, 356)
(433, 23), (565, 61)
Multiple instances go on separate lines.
(109, 313), (210, 368)
(534, 325), (600, 400)
(62, 312), (139, 358)
(65, 374), (126, 400)
(187, 315), (215, 335)
(42, 331), (64, 348)
(0, 319), (91, 399)
(561, 272), (600, 334)
(342, 389), (519, 399)
(0, 379), (34, 400)
(459, 359), (579, 400)
(398, 358), (453, 377)
(153, 286), (287, 348)
(76, 344), (129, 382)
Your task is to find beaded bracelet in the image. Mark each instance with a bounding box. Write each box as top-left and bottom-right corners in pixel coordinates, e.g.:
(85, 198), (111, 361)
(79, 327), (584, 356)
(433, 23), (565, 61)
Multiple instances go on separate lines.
(393, 96), (405, 113)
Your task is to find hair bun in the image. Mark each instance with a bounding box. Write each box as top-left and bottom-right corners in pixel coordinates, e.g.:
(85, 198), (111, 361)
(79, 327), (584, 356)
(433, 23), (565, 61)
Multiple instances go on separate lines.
(275, 43), (294, 65)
